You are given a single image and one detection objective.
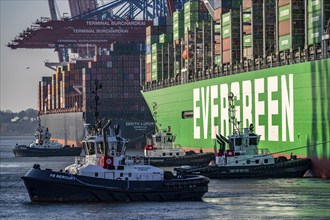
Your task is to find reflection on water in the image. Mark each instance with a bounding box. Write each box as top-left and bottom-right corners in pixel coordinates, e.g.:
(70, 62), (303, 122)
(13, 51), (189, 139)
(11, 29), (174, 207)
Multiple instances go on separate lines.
(0, 136), (329, 220)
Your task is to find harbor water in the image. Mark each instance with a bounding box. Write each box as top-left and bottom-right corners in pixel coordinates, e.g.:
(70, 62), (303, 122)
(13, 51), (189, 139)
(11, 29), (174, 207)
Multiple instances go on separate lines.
(1, 136), (329, 220)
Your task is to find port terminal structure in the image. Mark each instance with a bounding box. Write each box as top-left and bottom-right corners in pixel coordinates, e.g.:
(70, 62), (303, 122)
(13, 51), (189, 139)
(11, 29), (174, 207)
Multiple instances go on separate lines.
(6, 0), (183, 50)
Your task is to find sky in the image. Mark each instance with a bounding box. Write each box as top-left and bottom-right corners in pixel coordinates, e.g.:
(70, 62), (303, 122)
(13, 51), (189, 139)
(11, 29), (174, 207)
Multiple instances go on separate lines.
(0, 0), (70, 112)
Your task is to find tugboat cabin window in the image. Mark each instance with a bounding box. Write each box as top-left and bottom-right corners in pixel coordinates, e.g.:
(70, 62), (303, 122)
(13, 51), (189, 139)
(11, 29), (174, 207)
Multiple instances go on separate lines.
(96, 142), (103, 154)
(264, 159), (268, 163)
(249, 138), (258, 145)
(247, 160), (250, 164)
(156, 136), (161, 143)
(85, 142), (95, 155)
(255, 159), (259, 164)
(235, 138), (242, 146)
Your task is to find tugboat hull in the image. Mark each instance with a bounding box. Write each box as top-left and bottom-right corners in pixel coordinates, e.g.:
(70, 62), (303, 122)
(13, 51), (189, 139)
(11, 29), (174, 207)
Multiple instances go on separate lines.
(13, 145), (82, 157)
(176, 158), (312, 179)
(22, 166), (209, 202)
(147, 152), (215, 167)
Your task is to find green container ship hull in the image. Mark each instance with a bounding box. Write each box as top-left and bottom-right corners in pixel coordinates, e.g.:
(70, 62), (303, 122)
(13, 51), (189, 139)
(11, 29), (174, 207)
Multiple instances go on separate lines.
(142, 59), (330, 178)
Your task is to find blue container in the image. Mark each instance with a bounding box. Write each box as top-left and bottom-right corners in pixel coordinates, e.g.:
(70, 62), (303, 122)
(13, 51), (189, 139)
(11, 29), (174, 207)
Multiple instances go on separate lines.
(153, 16), (167, 26)
(146, 44), (152, 54)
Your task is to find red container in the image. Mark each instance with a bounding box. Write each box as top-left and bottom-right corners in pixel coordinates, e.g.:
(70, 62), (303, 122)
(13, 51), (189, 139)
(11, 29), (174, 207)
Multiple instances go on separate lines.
(146, 63), (151, 73)
(222, 50), (231, 64)
(243, 0), (252, 9)
(243, 25), (252, 35)
(214, 43), (221, 55)
(214, 8), (222, 21)
(278, 0), (290, 7)
(222, 38), (231, 51)
(279, 19), (290, 36)
(214, 35), (221, 43)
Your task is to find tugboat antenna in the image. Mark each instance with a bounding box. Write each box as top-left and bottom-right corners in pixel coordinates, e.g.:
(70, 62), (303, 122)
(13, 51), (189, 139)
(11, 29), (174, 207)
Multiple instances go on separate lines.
(91, 78), (103, 134)
(228, 92), (240, 134)
(152, 102), (158, 133)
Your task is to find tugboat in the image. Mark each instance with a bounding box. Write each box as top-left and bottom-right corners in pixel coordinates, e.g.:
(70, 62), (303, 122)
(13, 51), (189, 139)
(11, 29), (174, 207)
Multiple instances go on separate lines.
(175, 93), (311, 179)
(13, 119), (82, 157)
(21, 120), (210, 202)
(144, 127), (214, 167)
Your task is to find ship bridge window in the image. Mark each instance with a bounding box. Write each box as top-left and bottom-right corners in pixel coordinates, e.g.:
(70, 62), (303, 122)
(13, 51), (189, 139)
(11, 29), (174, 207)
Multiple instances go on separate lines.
(156, 136), (161, 143)
(182, 111), (193, 119)
(249, 138), (258, 145)
(86, 142), (95, 155)
(235, 138), (242, 146)
(96, 142), (103, 154)
(167, 136), (173, 142)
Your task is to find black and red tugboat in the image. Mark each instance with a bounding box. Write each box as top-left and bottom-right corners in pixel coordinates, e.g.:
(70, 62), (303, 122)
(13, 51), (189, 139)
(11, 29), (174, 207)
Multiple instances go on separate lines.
(144, 127), (214, 167)
(13, 118), (82, 157)
(175, 93), (311, 179)
(22, 120), (209, 202)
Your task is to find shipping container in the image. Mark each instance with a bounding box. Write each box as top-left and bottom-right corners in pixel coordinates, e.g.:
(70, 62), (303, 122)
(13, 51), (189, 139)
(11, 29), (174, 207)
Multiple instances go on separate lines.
(308, 0), (321, 12)
(278, 4), (290, 22)
(279, 19), (291, 36)
(243, 35), (252, 47)
(278, 0), (290, 7)
(307, 27), (322, 45)
(153, 16), (167, 26)
(222, 38), (231, 51)
(159, 33), (173, 43)
(277, 0), (305, 52)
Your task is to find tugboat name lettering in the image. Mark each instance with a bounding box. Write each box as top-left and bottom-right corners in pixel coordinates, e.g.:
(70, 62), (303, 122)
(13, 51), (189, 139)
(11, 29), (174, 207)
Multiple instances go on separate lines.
(193, 74), (294, 142)
(50, 173), (75, 181)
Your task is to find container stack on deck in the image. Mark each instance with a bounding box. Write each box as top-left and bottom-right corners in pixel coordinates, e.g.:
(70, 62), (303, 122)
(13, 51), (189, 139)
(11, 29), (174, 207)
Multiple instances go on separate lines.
(81, 42), (149, 123)
(38, 77), (52, 113)
(307, 0), (330, 48)
(38, 42), (152, 125)
(144, 0), (330, 88)
(38, 41), (154, 147)
(277, 0), (305, 60)
(173, 10), (184, 78)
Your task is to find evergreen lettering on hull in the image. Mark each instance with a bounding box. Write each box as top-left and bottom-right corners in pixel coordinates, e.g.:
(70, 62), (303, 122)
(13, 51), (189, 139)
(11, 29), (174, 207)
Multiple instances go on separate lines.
(193, 74), (294, 142)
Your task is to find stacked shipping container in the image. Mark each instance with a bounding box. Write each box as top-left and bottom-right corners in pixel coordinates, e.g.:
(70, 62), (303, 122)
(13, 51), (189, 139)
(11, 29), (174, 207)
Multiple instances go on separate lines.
(39, 42), (149, 119)
(213, 1), (240, 66)
(173, 10), (184, 76)
(38, 77), (52, 113)
(277, 0), (305, 52)
(221, 10), (240, 64)
(307, 0), (330, 45)
(145, 25), (159, 82)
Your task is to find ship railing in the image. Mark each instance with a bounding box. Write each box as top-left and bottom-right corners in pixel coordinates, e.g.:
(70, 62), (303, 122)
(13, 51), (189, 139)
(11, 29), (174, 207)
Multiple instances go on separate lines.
(143, 46), (329, 92)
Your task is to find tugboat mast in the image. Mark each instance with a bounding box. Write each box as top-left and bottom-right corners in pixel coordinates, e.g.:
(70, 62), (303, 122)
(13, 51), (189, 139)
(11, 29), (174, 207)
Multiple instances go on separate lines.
(91, 78), (103, 134)
(228, 92), (240, 134)
(152, 102), (158, 133)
